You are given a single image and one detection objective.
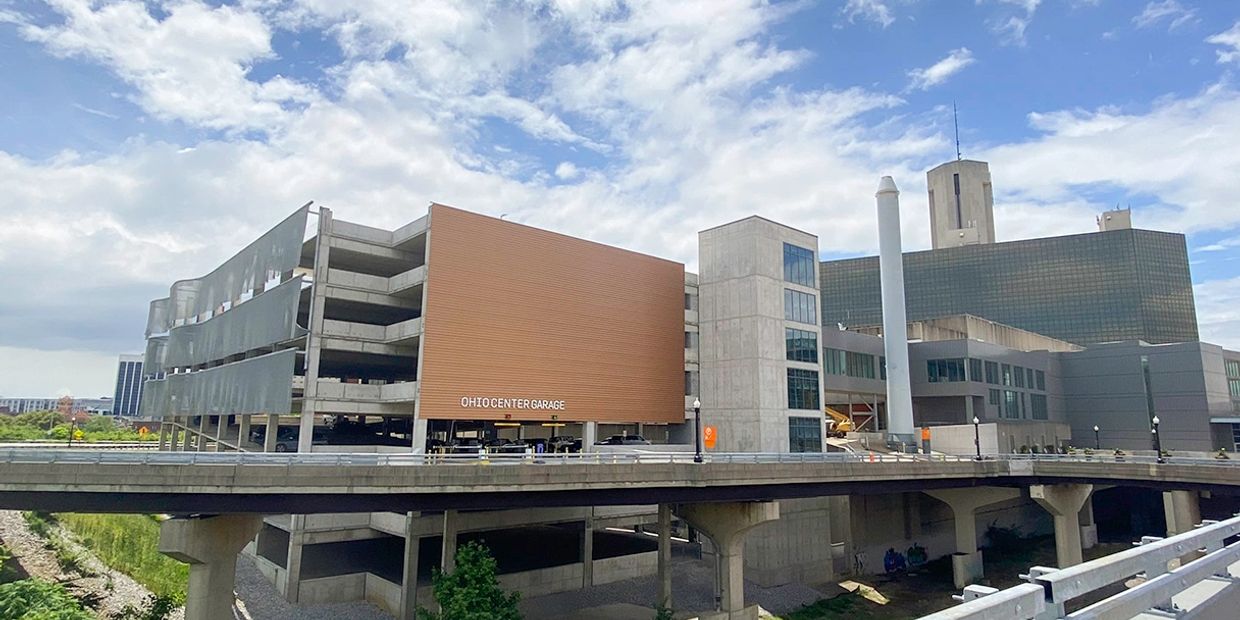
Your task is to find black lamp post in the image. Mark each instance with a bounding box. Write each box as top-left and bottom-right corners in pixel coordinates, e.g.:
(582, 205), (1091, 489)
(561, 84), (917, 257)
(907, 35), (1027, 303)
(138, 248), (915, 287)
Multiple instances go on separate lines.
(693, 398), (703, 464)
(1152, 415), (1164, 463)
(972, 416), (981, 461)
(1093, 425), (1100, 450)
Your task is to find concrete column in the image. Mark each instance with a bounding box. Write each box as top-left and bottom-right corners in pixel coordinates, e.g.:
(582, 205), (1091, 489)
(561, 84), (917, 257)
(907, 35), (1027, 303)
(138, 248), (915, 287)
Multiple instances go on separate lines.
(299, 207), (332, 453)
(658, 504), (672, 611)
(676, 502), (779, 619)
(1031, 484), (1093, 568)
(238, 415), (251, 448)
(158, 514), (261, 620)
(1080, 493), (1098, 550)
(158, 423), (170, 450)
(399, 511), (421, 620)
(1163, 490), (1202, 536)
(582, 508), (594, 588)
(167, 423), (180, 452)
(264, 415), (278, 452)
(180, 417), (193, 451)
(196, 416), (208, 452)
(284, 515), (305, 603)
(214, 415), (226, 452)
(410, 418), (428, 453)
(441, 509), (458, 574)
(583, 422), (598, 452)
(925, 487), (1021, 588)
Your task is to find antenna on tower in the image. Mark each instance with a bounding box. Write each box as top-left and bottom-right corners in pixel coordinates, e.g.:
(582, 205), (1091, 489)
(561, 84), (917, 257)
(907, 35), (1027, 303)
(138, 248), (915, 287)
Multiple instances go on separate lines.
(953, 102), (962, 161)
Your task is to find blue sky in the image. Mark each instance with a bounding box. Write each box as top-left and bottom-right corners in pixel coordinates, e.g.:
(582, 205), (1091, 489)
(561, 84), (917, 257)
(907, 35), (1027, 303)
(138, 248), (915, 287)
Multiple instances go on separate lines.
(2, 0), (1240, 397)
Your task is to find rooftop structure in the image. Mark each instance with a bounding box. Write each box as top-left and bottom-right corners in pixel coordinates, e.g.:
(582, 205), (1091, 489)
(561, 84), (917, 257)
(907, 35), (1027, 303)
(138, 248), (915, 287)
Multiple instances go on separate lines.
(927, 159), (996, 249)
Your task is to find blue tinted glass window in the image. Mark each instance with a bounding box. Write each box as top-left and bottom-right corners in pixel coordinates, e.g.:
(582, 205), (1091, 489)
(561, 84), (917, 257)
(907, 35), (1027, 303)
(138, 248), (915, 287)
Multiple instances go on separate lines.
(783, 243), (815, 287)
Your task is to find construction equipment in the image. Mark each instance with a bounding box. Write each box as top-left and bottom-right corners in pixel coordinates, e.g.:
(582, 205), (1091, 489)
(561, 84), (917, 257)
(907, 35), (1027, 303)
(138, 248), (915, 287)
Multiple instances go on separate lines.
(825, 406), (855, 438)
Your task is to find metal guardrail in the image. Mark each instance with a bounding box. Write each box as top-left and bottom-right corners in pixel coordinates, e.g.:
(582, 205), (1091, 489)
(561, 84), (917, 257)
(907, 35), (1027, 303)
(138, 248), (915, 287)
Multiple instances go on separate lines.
(0, 449), (1238, 468)
(921, 514), (1240, 620)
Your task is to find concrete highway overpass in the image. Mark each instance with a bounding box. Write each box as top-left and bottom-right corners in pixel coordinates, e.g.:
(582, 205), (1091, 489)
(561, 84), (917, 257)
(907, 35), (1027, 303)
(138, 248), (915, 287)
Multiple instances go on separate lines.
(2, 450), (1238, 620)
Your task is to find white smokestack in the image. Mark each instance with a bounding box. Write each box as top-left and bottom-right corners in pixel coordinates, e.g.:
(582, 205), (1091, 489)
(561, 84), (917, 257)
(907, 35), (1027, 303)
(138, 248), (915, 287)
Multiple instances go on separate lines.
(876, 176), (915, 441)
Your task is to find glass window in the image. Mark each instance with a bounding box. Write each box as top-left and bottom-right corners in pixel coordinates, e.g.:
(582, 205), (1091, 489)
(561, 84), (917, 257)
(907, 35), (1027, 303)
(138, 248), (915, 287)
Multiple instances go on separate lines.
(684, 331), (697, 349)
(783, 243), (816, 287)
(847, 351), (875, 379)
(1003, 390), (1020, 419)
(787, 368), (820, 410)
(1002, 364), (1012, 386)
(1036, 370), (1046, 391)
(1226, 359), (1240, 379)
(1026, 368), (1035, 389)
(1229, 379), (1240, 399)
(824, 348), (847, 376)
(969, 358), (983, 382)
(1013, 366), (1026, 388)
(784, 289), (818, 325)
(684, 293), (697, 311)
(988, 388), (1000, 406)
(1031, 394), (1048, 420)
(684, 371), (698, 396)
(927, 359), (966, 383)
(880, 356), (886, 380)
(985, 361), (999, 384)
(785, 328), (818, 363)
(788, 417), (822, 453)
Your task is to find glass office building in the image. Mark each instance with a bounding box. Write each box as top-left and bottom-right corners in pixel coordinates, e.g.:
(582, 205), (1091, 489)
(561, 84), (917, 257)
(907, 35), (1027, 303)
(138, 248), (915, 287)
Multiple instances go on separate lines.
(820, 228), (1197, 345)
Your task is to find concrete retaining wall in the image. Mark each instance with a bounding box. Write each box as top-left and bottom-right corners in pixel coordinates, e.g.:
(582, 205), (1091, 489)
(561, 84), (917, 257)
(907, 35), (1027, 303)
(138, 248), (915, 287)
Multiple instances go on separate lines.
(594, 551), (657, 585)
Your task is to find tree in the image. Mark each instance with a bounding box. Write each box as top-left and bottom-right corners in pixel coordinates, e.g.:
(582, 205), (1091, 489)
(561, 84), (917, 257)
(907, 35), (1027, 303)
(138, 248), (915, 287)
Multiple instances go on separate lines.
(418, 541), (521, 620)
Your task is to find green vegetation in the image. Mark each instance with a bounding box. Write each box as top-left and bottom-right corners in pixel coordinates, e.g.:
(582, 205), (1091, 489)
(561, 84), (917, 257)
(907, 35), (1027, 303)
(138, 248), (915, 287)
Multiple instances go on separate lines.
(111, 594), (180, 620)
(0, 543), (20, 584)
(21, 513), (95, 580)
(54, 514), (186, 604)
(781, 593), (876, 620)
(0, 412), (157, 442)
(0, 579), (93, 620)
(419, 541), (521, 620)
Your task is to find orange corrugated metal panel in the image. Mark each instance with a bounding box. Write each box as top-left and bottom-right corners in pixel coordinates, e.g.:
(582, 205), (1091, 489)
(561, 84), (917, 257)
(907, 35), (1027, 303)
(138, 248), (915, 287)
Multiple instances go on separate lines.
(419, 204), (685, 423)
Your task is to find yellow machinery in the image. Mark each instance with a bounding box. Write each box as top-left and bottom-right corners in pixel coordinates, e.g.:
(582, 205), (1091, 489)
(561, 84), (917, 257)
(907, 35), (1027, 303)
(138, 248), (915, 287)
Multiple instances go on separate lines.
(824, 406), (855, 437)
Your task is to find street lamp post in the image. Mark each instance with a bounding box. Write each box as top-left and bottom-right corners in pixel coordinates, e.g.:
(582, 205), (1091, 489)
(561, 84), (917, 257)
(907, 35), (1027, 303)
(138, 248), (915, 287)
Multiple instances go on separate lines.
(972, 416), (981, 461)
(1093, 425), (1100, 450)
(693, 399), (703, 464)
(1152, 415), (1164, 463)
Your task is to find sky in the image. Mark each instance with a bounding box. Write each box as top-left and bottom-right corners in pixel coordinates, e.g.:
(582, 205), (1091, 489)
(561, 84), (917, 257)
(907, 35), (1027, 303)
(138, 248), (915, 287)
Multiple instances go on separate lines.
(2, 0), (1240, 398)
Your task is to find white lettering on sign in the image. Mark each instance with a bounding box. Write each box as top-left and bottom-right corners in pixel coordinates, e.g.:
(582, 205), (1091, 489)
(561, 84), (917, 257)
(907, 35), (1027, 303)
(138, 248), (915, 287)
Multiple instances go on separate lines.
(459, 397), (566, 411)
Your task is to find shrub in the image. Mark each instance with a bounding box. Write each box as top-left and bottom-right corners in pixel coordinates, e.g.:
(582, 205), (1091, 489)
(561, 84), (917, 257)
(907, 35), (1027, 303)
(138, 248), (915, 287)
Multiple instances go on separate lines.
(0, 579), (93, 620)
(418, 541), (520, 620)
(55, 514), (187, 603)
(654, 606), (673, 620)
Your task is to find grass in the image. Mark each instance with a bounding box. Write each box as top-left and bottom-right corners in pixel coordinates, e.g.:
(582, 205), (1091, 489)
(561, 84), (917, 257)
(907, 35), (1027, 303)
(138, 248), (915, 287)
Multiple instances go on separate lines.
(781, 592), (878, 619)
(54, 514), (187, 604)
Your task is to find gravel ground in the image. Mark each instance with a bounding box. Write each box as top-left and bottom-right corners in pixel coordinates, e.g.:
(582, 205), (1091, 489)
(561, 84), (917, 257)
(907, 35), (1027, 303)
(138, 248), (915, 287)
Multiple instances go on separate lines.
(233, 556), (394, 620)
(0, 510), (185, 620)
(520, 555), (831, 620)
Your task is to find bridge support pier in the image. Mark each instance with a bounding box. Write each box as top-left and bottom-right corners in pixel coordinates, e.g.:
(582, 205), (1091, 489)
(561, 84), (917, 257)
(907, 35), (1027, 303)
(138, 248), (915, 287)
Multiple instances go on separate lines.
(1080, 491), (1098, 550)
(158, 423), (170, 450)
(676, 501), (779, 620)
(196, 416), (208, 452)
(1031, 483), (1093, 568)
(264, 414), (278, 452)
(1163, 490), (1201, 536)
(399, 511), (421, 620)
(441, 509), (458, 573)
(658, 503), (672, 612)
(158, 514), (261, 620)
(238, 415), (250, 448)
(924, 487), (1021, 588)
(180, 417), (194, 451)
(166, 423), (179, 452)
(582, 508), (594, 588)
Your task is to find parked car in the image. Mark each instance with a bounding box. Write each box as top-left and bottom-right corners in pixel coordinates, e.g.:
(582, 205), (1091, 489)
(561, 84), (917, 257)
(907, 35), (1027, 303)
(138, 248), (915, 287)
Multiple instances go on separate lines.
(486, 438), (530, 454)
(596, 434), (651, 446)
(446, 438), (484, 454)
(549, 435), (581, 453)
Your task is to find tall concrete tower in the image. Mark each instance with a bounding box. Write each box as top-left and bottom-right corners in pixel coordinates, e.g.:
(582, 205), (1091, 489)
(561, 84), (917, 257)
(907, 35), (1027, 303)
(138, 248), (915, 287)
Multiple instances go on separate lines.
(876, 177), (914, 443)
(926, 159), (995, 249)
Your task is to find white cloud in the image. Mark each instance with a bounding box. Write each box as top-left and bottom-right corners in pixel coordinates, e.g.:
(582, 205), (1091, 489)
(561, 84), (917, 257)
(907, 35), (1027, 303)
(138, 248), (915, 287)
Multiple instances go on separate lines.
(15, 0), (315, 132)
(907, 48), (976, 90)
(988, 0), (1042, 46)
(842, 0), (894, 28)
(1207, 22), (1240, 64)
(1194, 277), (1240, 350)
(1133, 1), (1198, 31)
(7, 0), (1240, 394)
(554, 161), (580, 180)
